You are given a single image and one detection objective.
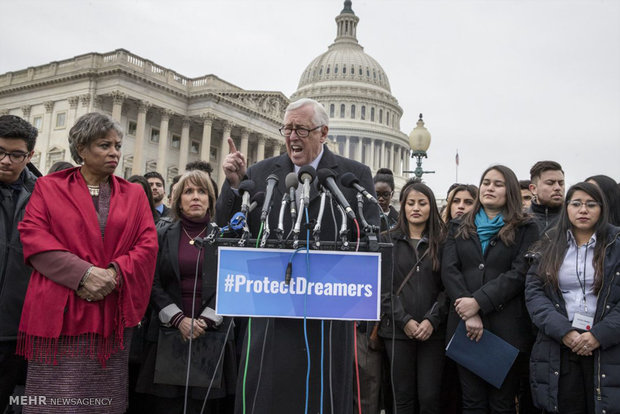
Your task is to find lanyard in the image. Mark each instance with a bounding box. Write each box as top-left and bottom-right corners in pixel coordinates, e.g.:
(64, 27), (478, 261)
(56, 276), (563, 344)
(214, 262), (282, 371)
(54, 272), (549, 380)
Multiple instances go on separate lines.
(575, 240), (591, 313)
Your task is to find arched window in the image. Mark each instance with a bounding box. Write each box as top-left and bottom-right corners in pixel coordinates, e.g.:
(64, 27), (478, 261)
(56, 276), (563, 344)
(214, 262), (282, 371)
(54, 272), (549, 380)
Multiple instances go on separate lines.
(379, 109), (383, 123)
(335, 65), (338, 74)
(343, 65), (347, 74)
(359, 67), (363, 75)
(327, 65), (330, 74)
(386, 110), (390, 126)
(340, 104), (345, 118)
(370, 107), (375, 122)
(351, 105), (356, 119)
(361, 106), (366, 120)
(330, 104), (335, 118)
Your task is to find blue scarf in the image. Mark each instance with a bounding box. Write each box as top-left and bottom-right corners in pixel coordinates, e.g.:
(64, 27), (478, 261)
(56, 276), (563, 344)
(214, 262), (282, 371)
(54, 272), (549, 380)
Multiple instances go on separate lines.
(475, 208), (504, 254)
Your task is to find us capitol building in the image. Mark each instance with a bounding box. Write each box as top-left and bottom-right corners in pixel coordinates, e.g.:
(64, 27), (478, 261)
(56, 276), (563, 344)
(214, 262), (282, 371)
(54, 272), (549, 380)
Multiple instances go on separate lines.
(0, 1), (416, 191)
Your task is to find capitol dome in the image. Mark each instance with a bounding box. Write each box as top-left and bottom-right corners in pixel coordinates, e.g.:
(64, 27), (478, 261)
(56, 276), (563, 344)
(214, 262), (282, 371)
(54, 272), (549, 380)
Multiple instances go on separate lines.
(291, 1), (411, 188)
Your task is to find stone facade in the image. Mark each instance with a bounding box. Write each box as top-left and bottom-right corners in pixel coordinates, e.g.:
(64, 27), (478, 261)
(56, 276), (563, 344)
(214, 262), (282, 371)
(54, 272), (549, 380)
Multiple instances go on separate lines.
(0, 49), (288, 188)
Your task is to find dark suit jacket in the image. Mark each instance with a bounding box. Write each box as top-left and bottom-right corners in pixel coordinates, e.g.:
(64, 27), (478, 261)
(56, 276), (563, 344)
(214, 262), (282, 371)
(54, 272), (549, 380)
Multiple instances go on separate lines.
(216, 145), (379, 414)
(441, 218), (538, 352)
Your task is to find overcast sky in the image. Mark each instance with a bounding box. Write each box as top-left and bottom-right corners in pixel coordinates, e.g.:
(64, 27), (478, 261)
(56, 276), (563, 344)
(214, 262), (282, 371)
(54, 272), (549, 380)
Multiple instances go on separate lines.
(2, 0), (619, 195)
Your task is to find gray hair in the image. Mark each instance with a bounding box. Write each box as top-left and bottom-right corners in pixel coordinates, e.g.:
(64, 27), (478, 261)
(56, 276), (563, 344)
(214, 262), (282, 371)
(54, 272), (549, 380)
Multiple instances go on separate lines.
(285, 98), (329, 128)
(68, 112), (123, 164)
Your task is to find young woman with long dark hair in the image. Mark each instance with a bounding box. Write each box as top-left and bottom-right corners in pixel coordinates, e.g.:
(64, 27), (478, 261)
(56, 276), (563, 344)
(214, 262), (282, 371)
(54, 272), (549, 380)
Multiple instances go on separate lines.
(441, 165), (538, 413)
(526, 182), (620, 414)
(379, 181), (449, 414)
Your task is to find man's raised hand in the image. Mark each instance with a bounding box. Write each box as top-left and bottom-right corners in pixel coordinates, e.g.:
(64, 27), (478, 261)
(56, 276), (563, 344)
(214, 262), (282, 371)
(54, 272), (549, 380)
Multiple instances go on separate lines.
(222, 137), (247, 189)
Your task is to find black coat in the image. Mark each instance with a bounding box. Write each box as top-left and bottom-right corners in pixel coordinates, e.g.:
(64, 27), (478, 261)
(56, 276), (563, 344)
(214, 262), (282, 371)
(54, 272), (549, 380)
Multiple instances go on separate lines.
(137, 220), (236, 399)
(215, 145), (379, 414)
(379, 229), (448, 340)
(441, 218), (539, 351)
(0, 168), (37, 341)
(528, 201), (561, 236)
(526, 225), (620, 413)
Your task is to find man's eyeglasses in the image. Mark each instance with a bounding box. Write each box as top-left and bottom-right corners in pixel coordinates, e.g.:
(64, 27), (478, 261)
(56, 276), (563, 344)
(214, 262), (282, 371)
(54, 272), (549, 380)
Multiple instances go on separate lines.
(0, 149), (29, 163)
(279, 125), (322, 138)
(567, 200), (601, 209)
(376, 191), (393, 199)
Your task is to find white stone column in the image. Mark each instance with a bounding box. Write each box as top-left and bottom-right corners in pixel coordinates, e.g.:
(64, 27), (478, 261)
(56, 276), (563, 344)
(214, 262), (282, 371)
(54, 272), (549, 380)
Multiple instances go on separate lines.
(39, 101), (54, 172)
(67, 97), (79, 130)
(131, 100), (150, 175)
(344, 136), (350, 159)
(21, 105), (31, 122)
(157, 109), (173, 177)
(240, 128), (249, 156)
(79, 94), (90, 118)
(256, 135), (265, 162)
(393, 145), (399, 175)
(178, 117), (191, 173)
(200, 113), (214, 164)
(356, 137), (363, 163)
(380, 140), (386, 169)
(271, 140), (281, 158)
(218, 121), (232, 188)
(111, 91), (125, 123)
(369, 139), (375, 169)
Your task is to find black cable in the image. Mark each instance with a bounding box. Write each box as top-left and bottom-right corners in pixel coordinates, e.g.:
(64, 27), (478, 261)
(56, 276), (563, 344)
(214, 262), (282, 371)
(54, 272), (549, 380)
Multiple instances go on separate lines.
(250, 318), (270, 414)
(199, 319), (234, 414)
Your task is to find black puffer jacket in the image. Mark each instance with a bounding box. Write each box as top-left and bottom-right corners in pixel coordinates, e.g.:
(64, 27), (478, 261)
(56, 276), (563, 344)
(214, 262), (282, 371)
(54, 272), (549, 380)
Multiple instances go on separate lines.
(379, 229), (448, 340)
(525, 225), (620, 413)
(0, 168), (37, 341)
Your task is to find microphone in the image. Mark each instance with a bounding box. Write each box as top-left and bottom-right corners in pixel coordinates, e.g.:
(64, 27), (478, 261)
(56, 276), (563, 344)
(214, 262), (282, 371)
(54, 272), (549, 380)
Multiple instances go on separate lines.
(298, 166), (316, 208)
(220, 192), (264, 234)
(239, 179), (256, 216)
(285, 172), (298, 225)
(340, 172), (379, 205)
(317, 168), (356, 221)
(260, 174), (279, 222)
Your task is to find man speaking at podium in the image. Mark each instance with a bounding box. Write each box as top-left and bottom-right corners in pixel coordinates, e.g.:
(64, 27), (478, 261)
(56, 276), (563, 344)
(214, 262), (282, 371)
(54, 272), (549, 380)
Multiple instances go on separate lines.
(216, 98), (379, 413)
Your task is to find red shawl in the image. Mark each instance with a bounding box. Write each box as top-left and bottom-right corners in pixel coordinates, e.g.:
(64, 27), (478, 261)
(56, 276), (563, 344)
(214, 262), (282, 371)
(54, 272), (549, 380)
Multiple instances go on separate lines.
(16, 168), (157, 365)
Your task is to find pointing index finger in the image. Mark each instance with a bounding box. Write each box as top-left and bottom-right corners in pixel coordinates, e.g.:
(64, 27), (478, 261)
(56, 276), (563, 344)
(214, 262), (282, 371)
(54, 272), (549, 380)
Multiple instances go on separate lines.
(228, 137), (237, 154)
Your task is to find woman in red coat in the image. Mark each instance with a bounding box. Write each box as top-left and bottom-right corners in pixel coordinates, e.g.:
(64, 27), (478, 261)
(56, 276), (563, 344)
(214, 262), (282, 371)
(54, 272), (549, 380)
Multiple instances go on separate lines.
(17, 112), (158, 414)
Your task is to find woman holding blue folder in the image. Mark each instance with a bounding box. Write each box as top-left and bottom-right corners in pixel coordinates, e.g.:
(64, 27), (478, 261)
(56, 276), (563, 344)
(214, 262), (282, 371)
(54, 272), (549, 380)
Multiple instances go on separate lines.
(379, 181), (449, 414)
(441, 165), (538, 413)
(525, 182), (620, 414)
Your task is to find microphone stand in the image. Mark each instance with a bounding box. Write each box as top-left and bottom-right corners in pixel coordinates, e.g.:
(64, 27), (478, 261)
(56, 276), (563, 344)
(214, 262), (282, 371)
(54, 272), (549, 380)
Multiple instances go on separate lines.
(292, 197), (305, 249)
(274, 193), (289, 246)
(337, 205), (349, 250)
(312, 189), (329, 249)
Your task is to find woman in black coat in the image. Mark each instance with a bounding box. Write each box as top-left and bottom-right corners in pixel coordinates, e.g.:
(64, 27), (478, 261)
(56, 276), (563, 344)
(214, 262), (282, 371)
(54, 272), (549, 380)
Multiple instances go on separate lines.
(441, 165), (538, 413)
(136, 170), (236, 414)
(525, 182), (620, 414)
(379, 181), (449, 414)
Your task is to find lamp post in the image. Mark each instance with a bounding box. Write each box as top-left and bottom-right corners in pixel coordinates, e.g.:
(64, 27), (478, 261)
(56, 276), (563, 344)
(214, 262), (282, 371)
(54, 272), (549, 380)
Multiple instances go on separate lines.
(405, 113), (435, 180)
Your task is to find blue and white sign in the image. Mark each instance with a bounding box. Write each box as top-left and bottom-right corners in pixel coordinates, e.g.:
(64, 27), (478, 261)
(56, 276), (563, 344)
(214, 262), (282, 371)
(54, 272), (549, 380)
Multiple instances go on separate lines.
(216, 247), (381, 321)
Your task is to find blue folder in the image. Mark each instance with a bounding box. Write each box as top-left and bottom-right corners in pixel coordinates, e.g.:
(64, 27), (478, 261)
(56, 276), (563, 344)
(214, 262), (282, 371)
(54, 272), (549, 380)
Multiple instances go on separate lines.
(446, 320), (519, 389)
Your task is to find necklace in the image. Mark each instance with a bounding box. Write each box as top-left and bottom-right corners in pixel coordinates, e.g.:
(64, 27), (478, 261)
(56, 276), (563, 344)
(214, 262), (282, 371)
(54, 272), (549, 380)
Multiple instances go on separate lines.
(87, 185), (99, 197)
(182, 225), (209, 245)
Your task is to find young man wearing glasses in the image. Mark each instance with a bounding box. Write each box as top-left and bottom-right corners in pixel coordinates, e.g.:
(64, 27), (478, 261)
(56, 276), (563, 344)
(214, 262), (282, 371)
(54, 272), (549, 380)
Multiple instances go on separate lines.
(217, 98), (379, 414)
(0, 115), (38, 412)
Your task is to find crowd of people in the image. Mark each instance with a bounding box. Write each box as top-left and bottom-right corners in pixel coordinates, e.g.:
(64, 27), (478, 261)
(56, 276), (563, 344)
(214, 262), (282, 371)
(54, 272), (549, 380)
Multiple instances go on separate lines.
(0, 98), (619, 414)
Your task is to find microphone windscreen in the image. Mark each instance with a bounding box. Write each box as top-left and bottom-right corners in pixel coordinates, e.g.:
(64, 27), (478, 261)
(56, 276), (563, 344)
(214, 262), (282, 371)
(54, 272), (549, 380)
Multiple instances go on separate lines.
(285, 172), (299, 189)
(267, 173), (279, 183)
(251, 191), (265, 205)
(340, 172), (359, 188)
(298, 165), (316, 183)
(238, 179), (256, 195)
(317, 168), (337, 186)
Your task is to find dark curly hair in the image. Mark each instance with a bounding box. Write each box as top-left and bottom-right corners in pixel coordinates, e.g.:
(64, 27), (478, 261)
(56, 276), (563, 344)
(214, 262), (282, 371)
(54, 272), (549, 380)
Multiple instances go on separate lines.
(0, 115), (38, 151)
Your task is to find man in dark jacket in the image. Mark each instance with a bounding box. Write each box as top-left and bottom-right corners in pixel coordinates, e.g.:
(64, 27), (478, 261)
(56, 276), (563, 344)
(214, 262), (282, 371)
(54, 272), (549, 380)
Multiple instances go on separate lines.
(528, 160), (565, 235)
(216, 98), (379, 414)
(144, 171), (170, 220)
(0, 115), (38, 412)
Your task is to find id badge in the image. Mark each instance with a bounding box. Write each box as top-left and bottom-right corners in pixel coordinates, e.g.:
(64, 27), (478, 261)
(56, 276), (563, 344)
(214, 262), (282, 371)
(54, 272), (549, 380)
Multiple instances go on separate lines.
(572, 312), (594, 331)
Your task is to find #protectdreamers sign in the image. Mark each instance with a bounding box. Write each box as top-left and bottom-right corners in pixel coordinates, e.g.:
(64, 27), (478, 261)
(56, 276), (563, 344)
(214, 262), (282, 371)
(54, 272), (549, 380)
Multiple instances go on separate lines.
(216, 247), (380, 321)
